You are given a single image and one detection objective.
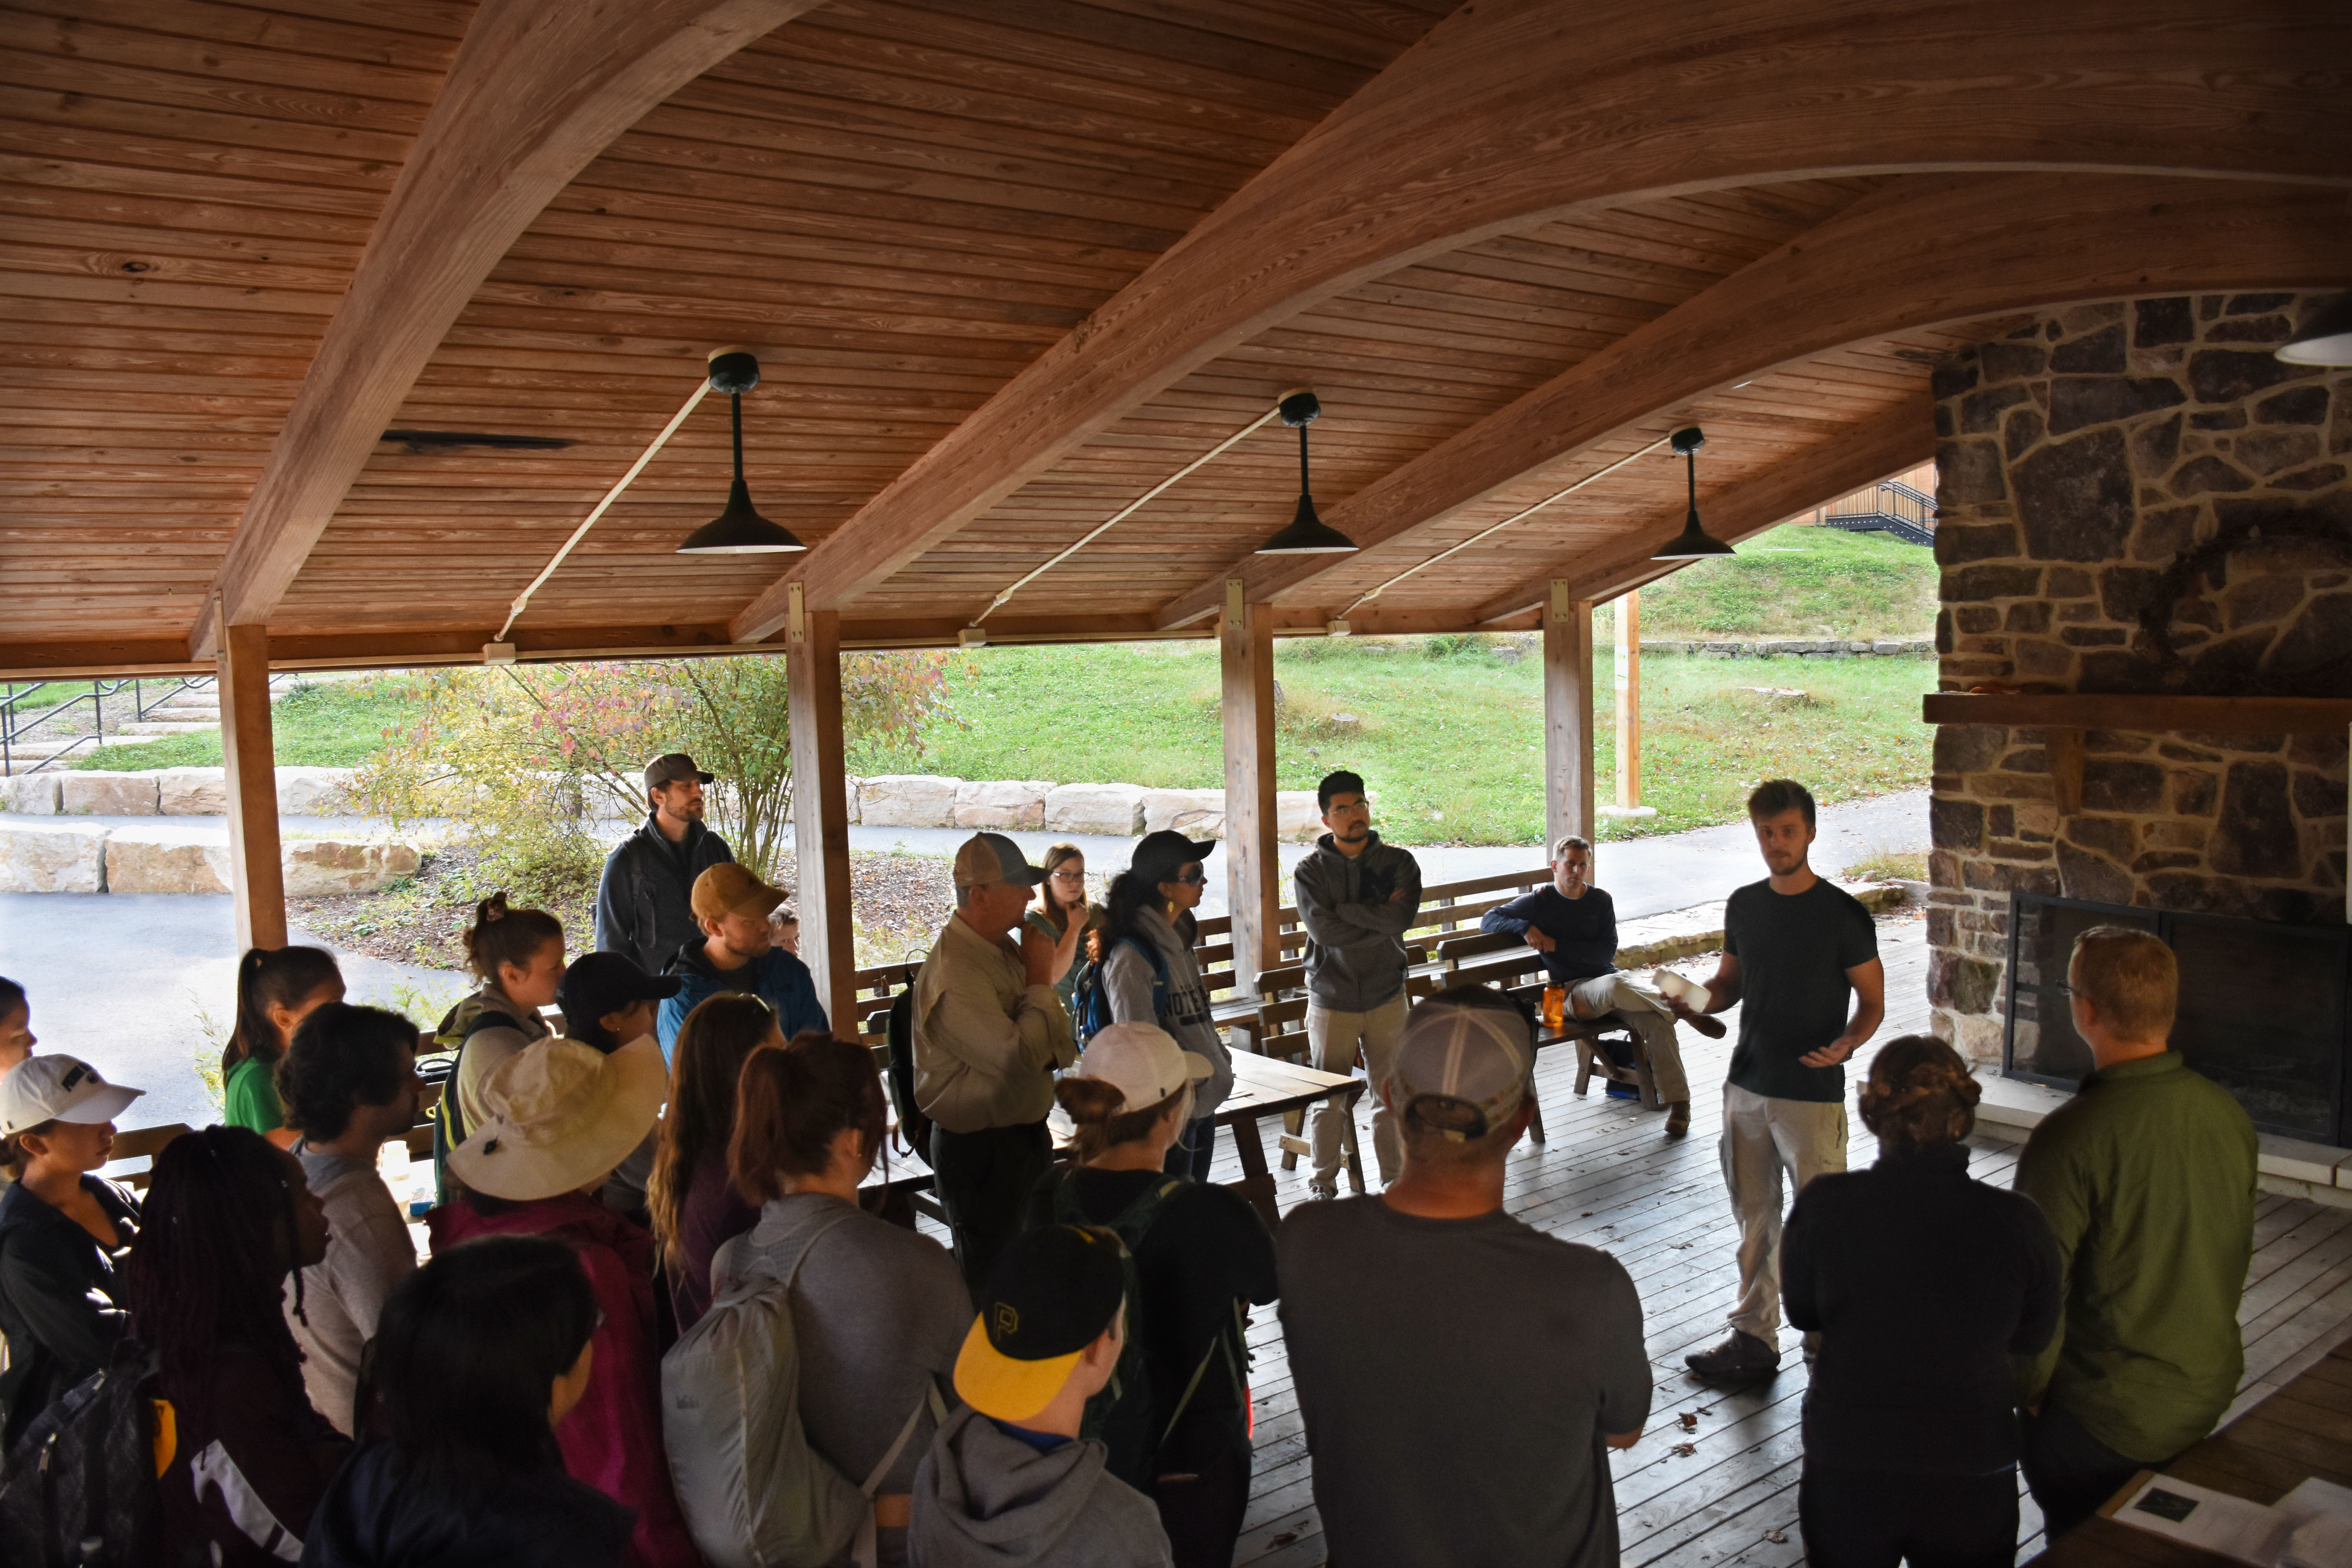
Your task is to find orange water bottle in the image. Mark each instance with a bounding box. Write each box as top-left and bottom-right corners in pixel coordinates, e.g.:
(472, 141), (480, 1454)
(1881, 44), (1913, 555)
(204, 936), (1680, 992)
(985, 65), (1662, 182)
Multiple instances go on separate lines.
(1542, 986), (1566, 1029)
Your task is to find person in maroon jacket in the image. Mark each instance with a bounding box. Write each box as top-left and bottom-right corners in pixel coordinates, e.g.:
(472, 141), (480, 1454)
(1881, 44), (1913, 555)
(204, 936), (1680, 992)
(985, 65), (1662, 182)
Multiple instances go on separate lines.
(136, 1125), (349, 1566)
(436, 1032), (695, 1568)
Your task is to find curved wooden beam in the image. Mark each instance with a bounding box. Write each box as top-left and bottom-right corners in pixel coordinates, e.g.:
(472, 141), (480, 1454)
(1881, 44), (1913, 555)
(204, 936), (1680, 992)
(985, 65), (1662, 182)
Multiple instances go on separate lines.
(1154, 174), (2352, 628)
(1466, 396), (1936, 628)
(190, 0), (818, 657)
(732, 0), (2352, 639)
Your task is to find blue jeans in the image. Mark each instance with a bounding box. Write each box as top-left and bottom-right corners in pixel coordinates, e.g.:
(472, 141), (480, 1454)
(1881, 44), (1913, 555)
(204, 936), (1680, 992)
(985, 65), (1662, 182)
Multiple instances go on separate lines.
(1163, 1116), (1215, 1180)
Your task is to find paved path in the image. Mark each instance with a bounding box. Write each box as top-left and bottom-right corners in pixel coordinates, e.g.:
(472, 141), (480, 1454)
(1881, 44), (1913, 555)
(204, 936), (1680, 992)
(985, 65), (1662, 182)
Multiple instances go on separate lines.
(0, 789), (1921, 1133)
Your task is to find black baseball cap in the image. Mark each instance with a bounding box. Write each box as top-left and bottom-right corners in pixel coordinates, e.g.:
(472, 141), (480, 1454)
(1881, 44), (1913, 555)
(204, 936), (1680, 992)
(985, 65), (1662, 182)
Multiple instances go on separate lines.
(556, 952), (682, 1034)
(644, 752), (713, 788)
(953, 1225), (1127, 1422)
(1129, 829), (1217, 889)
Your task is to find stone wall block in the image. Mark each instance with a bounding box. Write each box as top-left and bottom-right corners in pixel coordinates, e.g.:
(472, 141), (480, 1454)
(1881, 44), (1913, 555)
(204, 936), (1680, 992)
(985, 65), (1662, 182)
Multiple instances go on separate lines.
(2054, 840), (2134, 904)
(2188, 349), (2307, 404)
(2063, 817), (2135, 860)
(0, 821), (108, 892)
(1276, 792), (1323, 842)
(60, 772), (160, 815)
(950, 780), (1051, 831)
(1937, 438), (2007, 507)
(275, 767), (354, 816)
(2209, 760), (2298, 879)
(1929, 797), (1984, 851)
(284, 838), (421, 897)
(859, 775), (962, 829)
(2134, 298), (2194, 347)
(4, 773), (60, 814)
(2079, 760), (2163, 813)
(2014, 428), (2134, 559)
(1042, 783), (1146, 837)
(154, 768), (229, 815)
(103, 827), (230, 894)
(1140, 788), (1225, 837)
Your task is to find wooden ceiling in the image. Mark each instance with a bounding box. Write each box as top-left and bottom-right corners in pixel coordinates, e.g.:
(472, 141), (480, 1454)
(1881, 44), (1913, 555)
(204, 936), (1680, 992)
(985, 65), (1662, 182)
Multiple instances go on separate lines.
(3, 0), (2347, 674)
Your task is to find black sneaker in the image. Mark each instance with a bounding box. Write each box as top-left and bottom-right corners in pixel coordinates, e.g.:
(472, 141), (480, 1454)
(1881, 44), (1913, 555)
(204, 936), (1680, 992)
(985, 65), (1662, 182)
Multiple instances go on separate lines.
(1685, 1330), (1779, 1380)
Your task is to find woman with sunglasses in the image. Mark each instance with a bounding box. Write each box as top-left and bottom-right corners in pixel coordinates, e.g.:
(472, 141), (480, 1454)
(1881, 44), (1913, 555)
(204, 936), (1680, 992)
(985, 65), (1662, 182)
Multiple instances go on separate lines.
(1022, 843), (1095, 1014)
(1099, 831), (1232, 1180)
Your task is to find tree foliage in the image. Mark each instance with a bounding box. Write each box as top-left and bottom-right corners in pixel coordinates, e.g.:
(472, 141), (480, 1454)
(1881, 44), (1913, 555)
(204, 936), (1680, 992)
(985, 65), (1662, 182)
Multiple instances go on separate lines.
(354, 653), (956, 895)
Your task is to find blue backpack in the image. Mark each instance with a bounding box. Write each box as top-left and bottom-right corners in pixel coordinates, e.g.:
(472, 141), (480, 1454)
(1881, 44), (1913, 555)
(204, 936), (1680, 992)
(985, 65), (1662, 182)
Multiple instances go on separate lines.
(1073, 936), (1168, 1042)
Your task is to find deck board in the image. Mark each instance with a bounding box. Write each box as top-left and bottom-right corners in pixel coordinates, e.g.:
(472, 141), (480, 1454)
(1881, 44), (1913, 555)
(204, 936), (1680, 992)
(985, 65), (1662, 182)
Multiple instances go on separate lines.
(1203, 912), (2352, 1566)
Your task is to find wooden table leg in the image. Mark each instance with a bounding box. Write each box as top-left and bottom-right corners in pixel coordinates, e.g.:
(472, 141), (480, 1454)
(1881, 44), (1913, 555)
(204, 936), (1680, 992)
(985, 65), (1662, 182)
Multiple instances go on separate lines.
(1225, 1112), (1283, 1232)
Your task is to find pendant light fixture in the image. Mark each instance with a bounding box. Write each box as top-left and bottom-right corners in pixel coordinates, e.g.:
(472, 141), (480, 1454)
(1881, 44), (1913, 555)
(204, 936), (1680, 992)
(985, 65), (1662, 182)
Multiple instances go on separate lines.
(677, 348), (807, 554)
(1254, 390), (1359, 554)
(1652, 426), (1735, 560)
(2276, 292), (2352, 367)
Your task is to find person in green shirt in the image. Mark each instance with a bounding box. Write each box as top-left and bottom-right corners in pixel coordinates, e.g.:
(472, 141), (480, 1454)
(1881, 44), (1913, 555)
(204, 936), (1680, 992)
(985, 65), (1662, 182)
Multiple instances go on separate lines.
(2016, 925), (2258, 1539)
(1024, 843), (1094, 1018)
(221, 946), (345, 1144)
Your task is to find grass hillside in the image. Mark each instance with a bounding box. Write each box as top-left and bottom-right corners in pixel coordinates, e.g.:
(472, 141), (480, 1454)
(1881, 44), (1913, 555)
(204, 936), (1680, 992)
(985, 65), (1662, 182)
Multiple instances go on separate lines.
(1633, 522), (1937, 641)
(69, 677), (421, 772)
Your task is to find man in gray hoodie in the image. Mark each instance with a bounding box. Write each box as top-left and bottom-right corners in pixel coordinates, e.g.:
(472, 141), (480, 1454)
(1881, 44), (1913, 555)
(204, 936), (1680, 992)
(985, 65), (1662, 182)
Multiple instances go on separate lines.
(1294, 770), (1422, 1198)
(911, 1224), (1172, 1568)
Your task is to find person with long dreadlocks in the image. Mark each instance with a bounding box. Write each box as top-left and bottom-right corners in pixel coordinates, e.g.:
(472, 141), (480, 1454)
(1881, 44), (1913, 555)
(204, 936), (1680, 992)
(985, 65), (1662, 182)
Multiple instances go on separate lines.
(138, 1124), (349, 1567)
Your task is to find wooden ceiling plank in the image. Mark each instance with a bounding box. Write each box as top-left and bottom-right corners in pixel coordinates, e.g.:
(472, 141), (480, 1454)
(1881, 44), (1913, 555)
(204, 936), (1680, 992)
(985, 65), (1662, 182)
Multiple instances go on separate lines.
(733, 0), (2352, 639)
(187, 0), (835, 658)
(1150, 173), (2352, 628)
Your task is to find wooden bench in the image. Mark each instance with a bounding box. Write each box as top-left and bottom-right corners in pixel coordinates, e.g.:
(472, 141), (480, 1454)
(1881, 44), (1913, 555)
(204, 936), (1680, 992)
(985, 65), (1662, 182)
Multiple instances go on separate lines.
(103, 1123), (193, 1191)
(1429, 929), (1650, 1126)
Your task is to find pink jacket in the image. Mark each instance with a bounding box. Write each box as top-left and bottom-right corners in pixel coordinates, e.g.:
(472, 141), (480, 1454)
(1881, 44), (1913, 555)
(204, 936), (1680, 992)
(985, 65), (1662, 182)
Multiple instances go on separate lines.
(429, 1194), (702, 1568)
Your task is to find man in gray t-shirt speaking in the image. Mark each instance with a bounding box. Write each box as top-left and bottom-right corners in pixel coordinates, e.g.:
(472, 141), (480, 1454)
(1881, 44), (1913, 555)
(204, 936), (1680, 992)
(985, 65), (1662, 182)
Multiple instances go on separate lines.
(1278, 987), (1650, 1568)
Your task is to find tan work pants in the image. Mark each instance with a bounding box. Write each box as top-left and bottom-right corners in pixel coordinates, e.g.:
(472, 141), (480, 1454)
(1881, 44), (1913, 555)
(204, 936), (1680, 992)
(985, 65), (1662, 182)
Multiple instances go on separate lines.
(1307, 993), (1408, 1187)
(1720, 1082), (1847, 1341)
(1566, 971), (1692, 1107)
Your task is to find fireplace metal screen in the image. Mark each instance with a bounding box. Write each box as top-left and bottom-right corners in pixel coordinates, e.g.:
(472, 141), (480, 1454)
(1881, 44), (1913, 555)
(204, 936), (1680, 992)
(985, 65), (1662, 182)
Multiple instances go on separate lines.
(2004, 891), (2352, 1147)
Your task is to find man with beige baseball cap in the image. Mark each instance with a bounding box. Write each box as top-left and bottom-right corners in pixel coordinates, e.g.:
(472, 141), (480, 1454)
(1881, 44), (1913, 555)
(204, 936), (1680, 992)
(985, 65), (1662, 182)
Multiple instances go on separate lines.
(654, 862), (826, 1059)
(914, 833), (1078, 1287)
(433, 1032), (700, 1565)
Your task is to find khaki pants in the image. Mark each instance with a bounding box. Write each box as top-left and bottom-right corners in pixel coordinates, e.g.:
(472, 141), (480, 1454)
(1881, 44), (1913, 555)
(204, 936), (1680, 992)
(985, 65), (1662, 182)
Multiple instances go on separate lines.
(1307, 994), (1408, 1187)
(1720, 1082), (1846, 1341)
(1566, 972), (1691, 1107)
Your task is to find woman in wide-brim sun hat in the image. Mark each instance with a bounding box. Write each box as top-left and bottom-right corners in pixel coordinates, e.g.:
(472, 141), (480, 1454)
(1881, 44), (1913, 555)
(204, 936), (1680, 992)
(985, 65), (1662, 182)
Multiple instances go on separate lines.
(432, 1036), (701, 1568)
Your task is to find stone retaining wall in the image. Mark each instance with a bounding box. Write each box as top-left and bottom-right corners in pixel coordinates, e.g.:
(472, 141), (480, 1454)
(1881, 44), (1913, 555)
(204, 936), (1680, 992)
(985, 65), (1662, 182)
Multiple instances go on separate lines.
(0, 821), (419, 895)
(854, 775), (1325, 840)
(1640, 638), (1933, 659)
(1926, 290), (2352, 1063)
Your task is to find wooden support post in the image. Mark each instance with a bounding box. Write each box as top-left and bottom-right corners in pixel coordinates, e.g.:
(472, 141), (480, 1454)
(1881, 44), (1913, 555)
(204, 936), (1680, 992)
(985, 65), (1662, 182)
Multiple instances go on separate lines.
(786, 584), (857, 1026)
(1615, 589), (1641, 810)
(216, 620), (286, 952)
(1221, 582), (1279, 998)
(2047, 726), (2086, 817)
(1544, 581), (1596, 859)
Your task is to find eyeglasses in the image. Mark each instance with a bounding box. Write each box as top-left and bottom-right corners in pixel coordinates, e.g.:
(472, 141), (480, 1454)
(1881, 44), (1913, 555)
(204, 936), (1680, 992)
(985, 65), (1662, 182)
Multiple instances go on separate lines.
(1176, 866), (1207, 887)
(1049, 871), (1085, 885)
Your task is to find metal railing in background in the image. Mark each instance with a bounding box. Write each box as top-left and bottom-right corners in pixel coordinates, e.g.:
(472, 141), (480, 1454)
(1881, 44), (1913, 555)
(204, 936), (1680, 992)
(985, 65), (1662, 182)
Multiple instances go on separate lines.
(0, 673), (230, 776)
(1811, 476), (1936, 546)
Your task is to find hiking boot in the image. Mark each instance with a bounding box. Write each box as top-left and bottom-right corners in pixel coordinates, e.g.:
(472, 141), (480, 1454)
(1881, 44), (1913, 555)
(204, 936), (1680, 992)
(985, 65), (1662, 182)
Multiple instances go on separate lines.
(1664, 1101), (1690, 1137)
(1669, 1001), (1728, 1039)
(1685, 1330), (1779, 1381)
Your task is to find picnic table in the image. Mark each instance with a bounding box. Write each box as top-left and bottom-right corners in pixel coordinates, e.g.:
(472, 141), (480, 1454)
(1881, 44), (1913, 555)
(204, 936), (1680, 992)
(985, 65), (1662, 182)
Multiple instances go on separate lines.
(862, 1051), (1365, 1234)
(2027, 1333), (2352, 1565)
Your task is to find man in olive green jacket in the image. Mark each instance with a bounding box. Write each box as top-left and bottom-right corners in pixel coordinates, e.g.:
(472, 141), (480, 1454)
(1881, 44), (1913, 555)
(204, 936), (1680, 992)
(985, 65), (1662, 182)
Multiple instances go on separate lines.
(2014, 926), (2257, 1539)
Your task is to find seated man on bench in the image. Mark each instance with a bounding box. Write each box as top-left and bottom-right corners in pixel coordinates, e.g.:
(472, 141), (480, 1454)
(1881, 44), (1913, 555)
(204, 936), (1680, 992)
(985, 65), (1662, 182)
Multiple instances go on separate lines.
(1480, 835), (1720, 1136)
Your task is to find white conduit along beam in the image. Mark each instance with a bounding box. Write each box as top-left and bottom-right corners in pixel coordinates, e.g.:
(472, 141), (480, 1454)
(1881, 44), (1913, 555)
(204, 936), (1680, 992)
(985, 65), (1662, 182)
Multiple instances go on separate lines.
(495, 379), (715, 643)
(1336, 436), (1672, 621)
(973, 402), (1286, 625)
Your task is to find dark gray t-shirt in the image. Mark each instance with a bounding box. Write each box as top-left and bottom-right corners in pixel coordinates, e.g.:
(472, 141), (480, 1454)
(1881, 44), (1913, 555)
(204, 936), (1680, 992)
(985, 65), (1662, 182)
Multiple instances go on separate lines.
(1276, 1197), (1651, 1568)
(1724, 876), (1879, 1103)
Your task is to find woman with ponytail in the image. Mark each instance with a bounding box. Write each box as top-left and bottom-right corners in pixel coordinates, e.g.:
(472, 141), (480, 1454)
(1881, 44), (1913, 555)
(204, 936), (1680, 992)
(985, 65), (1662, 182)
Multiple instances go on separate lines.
(137, 1124), (349, 1565)
(1024, 1021), (1274, 1568)
(1782, 1034), (2062, 1568)
(706, 1033), (969, 1568)
(434, 893), (564, 1191)
(223, 946), (345, 1142)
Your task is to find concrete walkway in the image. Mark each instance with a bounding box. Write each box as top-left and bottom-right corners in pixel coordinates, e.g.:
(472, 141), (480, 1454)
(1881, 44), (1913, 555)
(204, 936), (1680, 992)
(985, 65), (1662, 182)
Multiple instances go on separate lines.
(0, 789), (1922, 1134)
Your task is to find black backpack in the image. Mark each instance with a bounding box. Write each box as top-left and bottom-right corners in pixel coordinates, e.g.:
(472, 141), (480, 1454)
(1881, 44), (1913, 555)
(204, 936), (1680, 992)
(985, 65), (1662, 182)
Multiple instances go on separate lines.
(0, 1341), (163, 1567)
(884, 984), (931, 1169)
(1073, 937), (1168, 1044)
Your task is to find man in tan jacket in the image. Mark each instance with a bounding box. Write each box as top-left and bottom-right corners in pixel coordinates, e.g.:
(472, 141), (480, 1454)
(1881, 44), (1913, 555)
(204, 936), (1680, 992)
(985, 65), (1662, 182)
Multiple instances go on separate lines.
(915, 833), (1078, 1285)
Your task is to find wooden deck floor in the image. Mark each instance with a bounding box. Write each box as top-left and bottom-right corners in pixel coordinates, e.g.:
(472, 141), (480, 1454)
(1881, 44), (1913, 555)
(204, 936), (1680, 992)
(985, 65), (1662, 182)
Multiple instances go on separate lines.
(1202, 909), (2352, 1567)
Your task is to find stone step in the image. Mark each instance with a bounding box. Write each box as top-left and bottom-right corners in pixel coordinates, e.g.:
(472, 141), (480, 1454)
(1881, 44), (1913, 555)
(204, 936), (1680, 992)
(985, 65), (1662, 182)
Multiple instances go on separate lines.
(116, 721), (220, 735)
(142, 706), (220, 722)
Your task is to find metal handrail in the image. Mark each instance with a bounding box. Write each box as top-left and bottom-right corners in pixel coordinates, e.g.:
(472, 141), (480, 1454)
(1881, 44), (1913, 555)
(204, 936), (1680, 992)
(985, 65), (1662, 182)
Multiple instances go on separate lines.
(0, 673), (231, 777)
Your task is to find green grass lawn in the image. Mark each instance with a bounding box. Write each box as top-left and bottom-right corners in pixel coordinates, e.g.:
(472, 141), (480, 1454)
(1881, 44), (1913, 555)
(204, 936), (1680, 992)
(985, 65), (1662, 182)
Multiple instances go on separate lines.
(68, 677), (425, 771)
(1632, 523), (1937, 642)
(862, 638), (1936, 847)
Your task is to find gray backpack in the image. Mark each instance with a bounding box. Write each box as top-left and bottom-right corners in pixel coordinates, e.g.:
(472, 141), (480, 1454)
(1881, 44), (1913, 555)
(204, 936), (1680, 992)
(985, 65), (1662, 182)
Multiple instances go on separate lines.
(660, 1206), (944, 1568)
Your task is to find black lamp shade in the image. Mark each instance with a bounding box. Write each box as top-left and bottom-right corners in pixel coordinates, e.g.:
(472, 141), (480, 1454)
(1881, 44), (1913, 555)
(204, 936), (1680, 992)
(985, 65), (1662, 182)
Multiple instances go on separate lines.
(1256, 492), (1358, 554)
(2277, 294), (2352, 367)
(677, 477), (806, 554)
(1653, 508), (1736, 559)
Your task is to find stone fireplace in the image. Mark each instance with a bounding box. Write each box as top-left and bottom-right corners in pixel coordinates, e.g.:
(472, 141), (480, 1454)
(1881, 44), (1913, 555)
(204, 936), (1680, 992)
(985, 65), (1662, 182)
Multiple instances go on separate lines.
(1923, 291), (2352, 1100)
